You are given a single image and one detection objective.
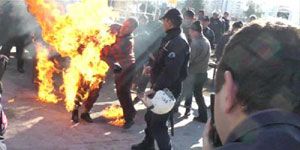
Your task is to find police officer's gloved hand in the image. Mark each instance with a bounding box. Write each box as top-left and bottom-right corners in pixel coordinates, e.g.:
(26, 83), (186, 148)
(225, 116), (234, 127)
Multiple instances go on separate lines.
(113, 62), (122, 73)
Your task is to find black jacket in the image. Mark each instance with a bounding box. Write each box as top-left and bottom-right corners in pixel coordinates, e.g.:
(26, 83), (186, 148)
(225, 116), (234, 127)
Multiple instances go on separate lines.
(209, 18), (224, 44)
(217, 109), (300, 150)
(215, 32), (233, 61)
(203, 27), (215, 49)
(149, 28), (189, 96)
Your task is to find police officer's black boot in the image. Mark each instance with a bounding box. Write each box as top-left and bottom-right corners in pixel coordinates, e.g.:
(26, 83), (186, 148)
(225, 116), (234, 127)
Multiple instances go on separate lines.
(132, 129), (155, 150)
(131, 139), (155, 150)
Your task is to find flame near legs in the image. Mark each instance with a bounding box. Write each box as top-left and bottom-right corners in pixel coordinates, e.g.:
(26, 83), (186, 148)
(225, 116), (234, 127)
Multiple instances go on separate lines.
(100, 105), (125, 127)
(27, 0), (116, 111)
(35, 43), (59, 103)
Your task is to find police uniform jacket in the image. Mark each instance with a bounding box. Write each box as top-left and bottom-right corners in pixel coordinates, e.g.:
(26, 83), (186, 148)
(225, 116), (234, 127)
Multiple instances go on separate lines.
(149, 28), (189, 96)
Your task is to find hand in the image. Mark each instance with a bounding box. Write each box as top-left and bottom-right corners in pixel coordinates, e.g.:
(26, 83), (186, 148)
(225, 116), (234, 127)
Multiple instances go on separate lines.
(142, 89), (156, 107)
(113, 62), (122, 73)
(203, 118), (214, 150)
(143, 66), (152, 76)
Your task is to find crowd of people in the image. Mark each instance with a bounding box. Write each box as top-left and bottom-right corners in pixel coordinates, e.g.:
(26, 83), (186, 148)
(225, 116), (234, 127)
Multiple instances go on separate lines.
(0, 1), (300, 150)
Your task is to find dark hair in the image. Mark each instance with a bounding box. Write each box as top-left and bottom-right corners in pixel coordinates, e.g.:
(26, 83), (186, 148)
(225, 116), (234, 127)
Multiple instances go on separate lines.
(216, 22), (300, 114)
(232, 21), (243, 29)
(184, 10), (195, 18)
(198, 10), (204, 14)
(190, 20), (203, 33)
(224, 11), (229, 15)
(202, 16), (210, 22)
(169, 18), (182, 28)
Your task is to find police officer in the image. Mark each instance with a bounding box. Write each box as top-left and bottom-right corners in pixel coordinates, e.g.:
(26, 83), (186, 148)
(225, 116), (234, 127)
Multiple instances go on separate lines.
(131, 8), (190, 150)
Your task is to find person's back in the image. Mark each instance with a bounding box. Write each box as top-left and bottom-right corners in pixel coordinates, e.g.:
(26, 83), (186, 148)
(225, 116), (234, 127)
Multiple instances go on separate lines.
(209, 17), (224, 44)
(189, 34), (210, 74)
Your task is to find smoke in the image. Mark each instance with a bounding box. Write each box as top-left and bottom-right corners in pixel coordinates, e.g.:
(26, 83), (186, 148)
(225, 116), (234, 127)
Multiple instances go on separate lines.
(0, 0), (80, 52)
(0, 0), (39, 52)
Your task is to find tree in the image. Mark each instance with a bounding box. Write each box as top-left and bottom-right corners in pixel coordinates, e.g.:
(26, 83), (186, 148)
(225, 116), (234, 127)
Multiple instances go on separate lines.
(184, 0), (204, 11)
(244, 0), (263, 18)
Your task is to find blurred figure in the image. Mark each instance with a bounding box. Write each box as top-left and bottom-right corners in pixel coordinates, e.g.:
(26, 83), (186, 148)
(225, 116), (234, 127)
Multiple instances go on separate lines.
(215, 21), (243, 61)
(132, 15), (166, 105)
(0, 55), (8, 150)
(0, 1), (30, 73)
(198, 10), (205, 21)
(182, 10), (195, 44)
(209, 12), (225, 46)
(132, 8), (189, 150)
(175, 21), (210, 122)
(203, 21), (300, 150)
(222, 12), (230, 32)
(202, 16), (215, 49)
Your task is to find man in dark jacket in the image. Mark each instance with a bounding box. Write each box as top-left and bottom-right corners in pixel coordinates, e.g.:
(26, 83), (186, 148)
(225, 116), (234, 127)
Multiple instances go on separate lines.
(222, 12), (230, 32)
(215, 21), (243, 61)
(209, 12), (224, 45)
(131, 8), (190, 150)
(201, 16), (215, 49)
(203, 22), (300, 150)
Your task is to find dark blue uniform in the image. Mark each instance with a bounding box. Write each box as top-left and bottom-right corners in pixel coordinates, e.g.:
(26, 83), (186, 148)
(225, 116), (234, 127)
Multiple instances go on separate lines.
(217, 110), (300, 150)
(144, 28), (189, 150)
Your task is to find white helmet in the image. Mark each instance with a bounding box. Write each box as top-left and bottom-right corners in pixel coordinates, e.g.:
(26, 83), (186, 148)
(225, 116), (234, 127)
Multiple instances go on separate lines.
(142, 88), (176, 115)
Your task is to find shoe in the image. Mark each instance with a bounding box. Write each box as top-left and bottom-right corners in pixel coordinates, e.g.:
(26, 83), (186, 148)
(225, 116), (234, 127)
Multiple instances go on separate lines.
(123, 120), (134, 129)
(184, 108), (191, 117)
(193, 116), (207, 123)
(131, 141), (155, 150)
(71, 109), (79, 123)
(81, 112), (93, 123)
(17, 68), (25, 73)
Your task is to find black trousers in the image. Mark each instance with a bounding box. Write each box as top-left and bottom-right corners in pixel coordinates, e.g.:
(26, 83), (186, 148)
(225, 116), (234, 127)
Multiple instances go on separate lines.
(143, 84), (181, 150)
(0, 36), (26, 69)
(115, 64), (136, 122)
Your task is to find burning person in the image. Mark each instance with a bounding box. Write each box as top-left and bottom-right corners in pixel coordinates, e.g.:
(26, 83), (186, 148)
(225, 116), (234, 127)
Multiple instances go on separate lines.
(102, 18), (139, 129)
(71, 24), (122, 123)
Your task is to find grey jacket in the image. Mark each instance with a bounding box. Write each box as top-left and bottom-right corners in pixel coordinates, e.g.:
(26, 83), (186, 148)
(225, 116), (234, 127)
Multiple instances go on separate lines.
(188, 35), (210, 74)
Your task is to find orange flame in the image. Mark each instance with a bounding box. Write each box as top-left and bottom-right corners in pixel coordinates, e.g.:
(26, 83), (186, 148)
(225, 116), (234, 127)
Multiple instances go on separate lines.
(35, 43), (59, 103)
(26, 0), (117, 111)
(100, 105), (125, 127)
